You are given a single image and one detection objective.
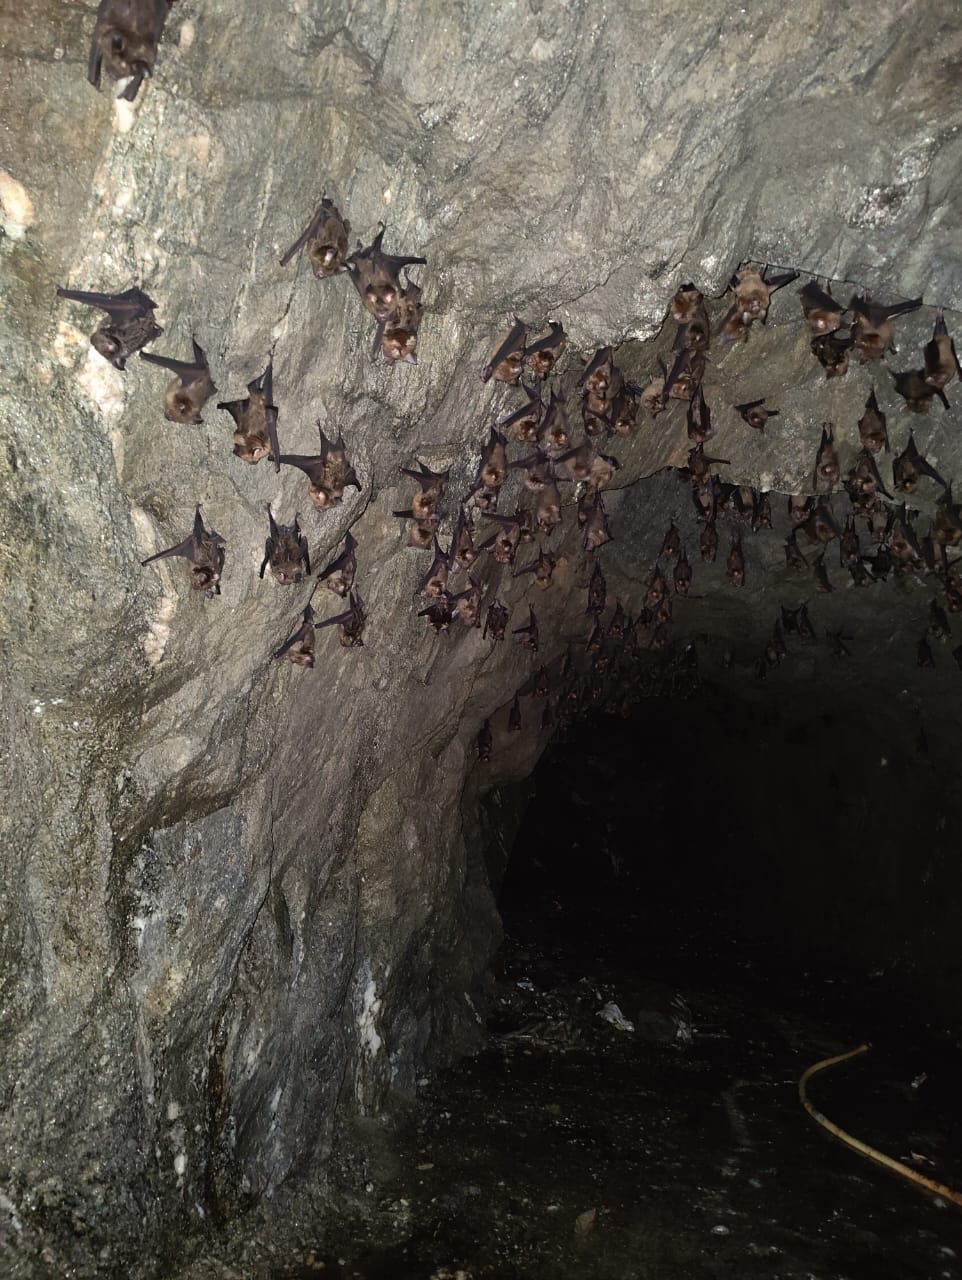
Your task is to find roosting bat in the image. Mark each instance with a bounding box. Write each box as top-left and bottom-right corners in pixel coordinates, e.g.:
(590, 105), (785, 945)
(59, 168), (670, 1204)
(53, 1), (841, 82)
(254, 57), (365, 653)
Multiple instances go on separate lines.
(534, 481), (562, 536)
(399, 461), (449, 521)
(481, 313), (527, 383)
(699, 520), (718, 563)
(524, 321), (567, 380)
(582, 492), (611, 551)
(375, 273), (423, 366)
(317, 592), (366, 647)
(924, 307), (961, 391)
(477, 720), (492, 761)
(578, 346), (616, 399)
(483, 601), (509, 641)
(217, 361), (280, 470)
(477, 428), (508, 490)
(279, 197), (351, 277)
(141, 505), (225, 597)
(891, 367), (950, 413)
(673, 547), (692, 595)
(498, 383), (543, 442)
(87, 0), (173, 101)
(140, 339), (216, 423)
(798, 280), (846, 335)
(893, 430), (946, 493)
(273, 604), (316, 668)
(259, 507), (310, 585)
(276, 425), (361, 510)
(417, 537), (450, 599)
(450, 577), (482, 627)
(726, 532), (745, 587)
(661, 521), (681, 559)
(538, 386), (570, 452)
(857, 388), (889, 453)
(850, 292), (922, 363)
(513, 606), (539, 651)
(686, 384), (714, 443)
(609, 383), (641, 436)
(449, 510), (478, 570)
(813, 422), (840, 490)
(587, 562), (606, 614)
(57, 285), (162, 369)
(811, 331), (853, 379)
(317, 531), (358, 597)
(734, 398), (778, 432)
(346, 226), (426, 322)
(515, 547), (557, 590)
(813, 551), (833, 593)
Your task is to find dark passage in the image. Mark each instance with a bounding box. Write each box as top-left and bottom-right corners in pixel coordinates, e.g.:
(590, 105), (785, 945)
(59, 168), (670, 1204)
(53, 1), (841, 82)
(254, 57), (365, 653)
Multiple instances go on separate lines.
(263, 697), (962, 1280)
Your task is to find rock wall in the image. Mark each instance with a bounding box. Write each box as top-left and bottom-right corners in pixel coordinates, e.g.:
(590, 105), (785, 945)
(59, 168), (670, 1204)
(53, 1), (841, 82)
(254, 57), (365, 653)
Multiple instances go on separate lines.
(2, 0), (962, 1271)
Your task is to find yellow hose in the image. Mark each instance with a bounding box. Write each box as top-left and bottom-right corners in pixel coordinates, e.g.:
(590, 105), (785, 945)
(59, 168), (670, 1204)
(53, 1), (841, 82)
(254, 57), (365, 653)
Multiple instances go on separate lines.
(798, 1042), (962, 1208)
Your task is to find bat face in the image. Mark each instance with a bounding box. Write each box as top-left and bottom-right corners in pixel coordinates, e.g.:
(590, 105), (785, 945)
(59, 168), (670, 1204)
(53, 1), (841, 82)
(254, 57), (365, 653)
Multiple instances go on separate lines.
(89, 0), (171, 99)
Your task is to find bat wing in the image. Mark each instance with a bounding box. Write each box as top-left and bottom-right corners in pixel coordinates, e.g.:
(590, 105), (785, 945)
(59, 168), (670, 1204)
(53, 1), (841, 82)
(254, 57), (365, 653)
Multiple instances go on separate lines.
(275, 453), (325, 482)
(216, 397), (247, 426)
(141, 533), (196, 567)
(140, 350), (201, 377)
(266, 408), (281, 474)
(279, 208), (322, 267)
(87, 23), (103, 88)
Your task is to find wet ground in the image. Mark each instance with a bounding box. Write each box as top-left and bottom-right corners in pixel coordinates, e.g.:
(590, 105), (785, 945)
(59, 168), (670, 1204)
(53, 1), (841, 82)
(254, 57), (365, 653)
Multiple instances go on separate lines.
(180, 891), (962, 1280)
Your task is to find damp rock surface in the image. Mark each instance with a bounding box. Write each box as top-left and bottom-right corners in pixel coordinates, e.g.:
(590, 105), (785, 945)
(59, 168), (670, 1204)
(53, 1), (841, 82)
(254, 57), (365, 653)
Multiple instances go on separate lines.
(2, 0), (962, 1272)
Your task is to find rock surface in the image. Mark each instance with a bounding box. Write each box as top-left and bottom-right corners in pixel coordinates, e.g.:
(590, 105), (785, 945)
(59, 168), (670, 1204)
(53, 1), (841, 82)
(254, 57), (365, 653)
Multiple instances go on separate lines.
(2, 0), (962, 1271)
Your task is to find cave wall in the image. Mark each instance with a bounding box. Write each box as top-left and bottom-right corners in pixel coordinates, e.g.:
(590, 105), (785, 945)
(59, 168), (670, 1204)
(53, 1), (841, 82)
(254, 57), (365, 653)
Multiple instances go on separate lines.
(2, 0), (962, 1271)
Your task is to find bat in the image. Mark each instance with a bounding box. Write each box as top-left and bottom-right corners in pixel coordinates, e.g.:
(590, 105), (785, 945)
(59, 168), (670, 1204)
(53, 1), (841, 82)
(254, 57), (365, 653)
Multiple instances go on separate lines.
(664, 346), (706, 400)
(587, 563), (606, 615)
(481, 313), (527, 384)
(272, 604), (316, 668)
(217, 361), (280, 470)
(477, 720), (493, 761)
(140, 339), (216, 423)
(534, 481), (562, 536)
(582, 492), (611, 550)
(734, 398), (778, 432)
(56, 285), (162, 369)
(534, 665), (551, 697)
(538, 386), (570, 452)
(797, 603), (817, 642)
(885, 504), (925, 569)
(276, 424), (361, 510)
(346, 225), (426, 322)
(477, 428), (508, 490)
(512, 606), (539, 651)
(671, 283), (703, 323)
(645, 565), (666, 607)
(448, 576), (481, 628)
(785, 531), (808, 570)
(848, 448), (891, 500)
(483, 601), (509, 641)
(498, 383), (543, 442)
(788, 494), (814, 525)
(726, 531), (744, 587)
(891, 367), (950, 413)
(928, 599), (951, 639)
(839, 516), (860, 569)
(924, 307), (961, 390)
(420, 595), (455, 633)
(399, 461), (448, 520)
(481, 511), (527, 564)
(810, 330), (853, 378)
(375, 274), (423, 366)
(686, 384), (714, 443)
(417, 537), (450, 599)
(524, 321), (567, 380)
(87, 0), (173, 101)
(826, 630), (852, 658)
(850, 292), (922, 363)
(141, 504), (225, 597)
(752, 490), (772, 532)
(279, 197), (351, 277)
(661, 521), (681, 559)
(893, 430), (946, 492)
(932, 485), (962, 547)
(857, 388), (889, 453)
(316, 591), (366, 647)
(394, 512), (442, 550)
(449, 510), (479, 570)
(317, 531), (358, 597)
(607, 601), (627, 639)
(515, 547), (557, 590)
(699, 520), (718, 563)
(673, 547), (692, 596)
(609, 383), (641, 436)
(731, 265), (799, 321)
(799, 279), (846, 335)
(640, 371), (667, 418)
(799, 496), (842, 544)
(813, 422), (839, 490)
(508, 695), (523, 732)
(578, 347), (615, 398)
(259, 506), (310, 584)
(672, 284), (710, 350)
(584, 448), (620, 495)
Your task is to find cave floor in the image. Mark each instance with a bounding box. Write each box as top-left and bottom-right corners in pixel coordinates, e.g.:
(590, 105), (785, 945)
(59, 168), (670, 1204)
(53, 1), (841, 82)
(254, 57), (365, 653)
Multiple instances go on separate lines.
(182, 897), (962, 1280)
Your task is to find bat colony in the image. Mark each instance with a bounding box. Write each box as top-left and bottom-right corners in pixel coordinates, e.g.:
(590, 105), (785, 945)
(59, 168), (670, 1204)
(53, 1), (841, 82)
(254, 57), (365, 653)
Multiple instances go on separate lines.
(63, 7), (962, 751)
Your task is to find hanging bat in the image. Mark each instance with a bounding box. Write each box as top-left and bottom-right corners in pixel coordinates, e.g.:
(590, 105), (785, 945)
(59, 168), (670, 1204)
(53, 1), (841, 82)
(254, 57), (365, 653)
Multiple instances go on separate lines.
(420, 595), (455, 633)
(784, 531), (807, 570)
(534, 665), (551, 697)
(734, 398), (778, 432)
(578, 347), (615, 398)
(641, 371), (668, 418)
(731, 265), (799, 322)
(87, 0), (173, 101)
(141, 504), (225, 598)
(839, 516), (860, 569)
(752, 490), (773, 532)
(607, 600), (627, 639)
(375, 274), (424, 366)
(515, 547), (557, 590)
(538, 386), (570, 452)
(498, 383), (544, 442)
(450, 576), (482, 627)
(394, 512), (442, 550)
(477, 428), (508, 490)
(726, 532), (745, 587)
(587, 449), (622, 494)
(346, 225), (426, 322)
(524, 321), (567, 379)
(811, 330), (853, 378)
(857, 388), (889, 453)
(417, 537), (450, 599)
(279, 197), (351, 277)
(797, 603), (817, 642)
(534, 481), (562, 536)
(799, 496), (842, 544)
(893, 430), (946, 492)
(812, 550), (832, 594)
(317, 531), (358, 597)
(582, 492), (611, 550)
(449, 510), (479, 570)
(661, 521), (681, 559)
(56, 285), (162, 369)
(672, 285), (710, 350)
(813, 422), (839, 490)
(699, 519), (718, 563)
(317, 592), (366, 647)
(481, 512), (525, 564)
(587, 562), (606, 614)
(645, 565), (667, 607)
(932, 485), (962, 547)
(799, 279), (846, 335)
(259, 506), (310, 585)
(664, 346), (706, 400)
(686, 384), (713, 443)
(671, 547), (692, 596)
(217, 361), (280, 470)
(928, 599), (951, 639)
(891, 366), (950, 413)
(399, 461), (448, 520)
(481, 313), (527, 383)
(512, 606), (539, 651)
(507, 695), (523, 732)
(483, 601), (509, 641)
(509, 446), (554, 493)
(276, 425), (361, 509)
(924, 307), (961, 390)
(850, 292), (923, 363)
(610, 384), (641, 436)
(140, 339), (216, 423)
(848, 448), (891, 500)
(477, 720), (492, 761)
(272, 604), (316, 668)
(671, 284), (704, 323)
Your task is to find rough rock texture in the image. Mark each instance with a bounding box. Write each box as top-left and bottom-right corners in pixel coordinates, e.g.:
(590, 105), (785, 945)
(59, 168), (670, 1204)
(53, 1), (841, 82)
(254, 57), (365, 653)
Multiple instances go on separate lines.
(2, 0), (962, 1272)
